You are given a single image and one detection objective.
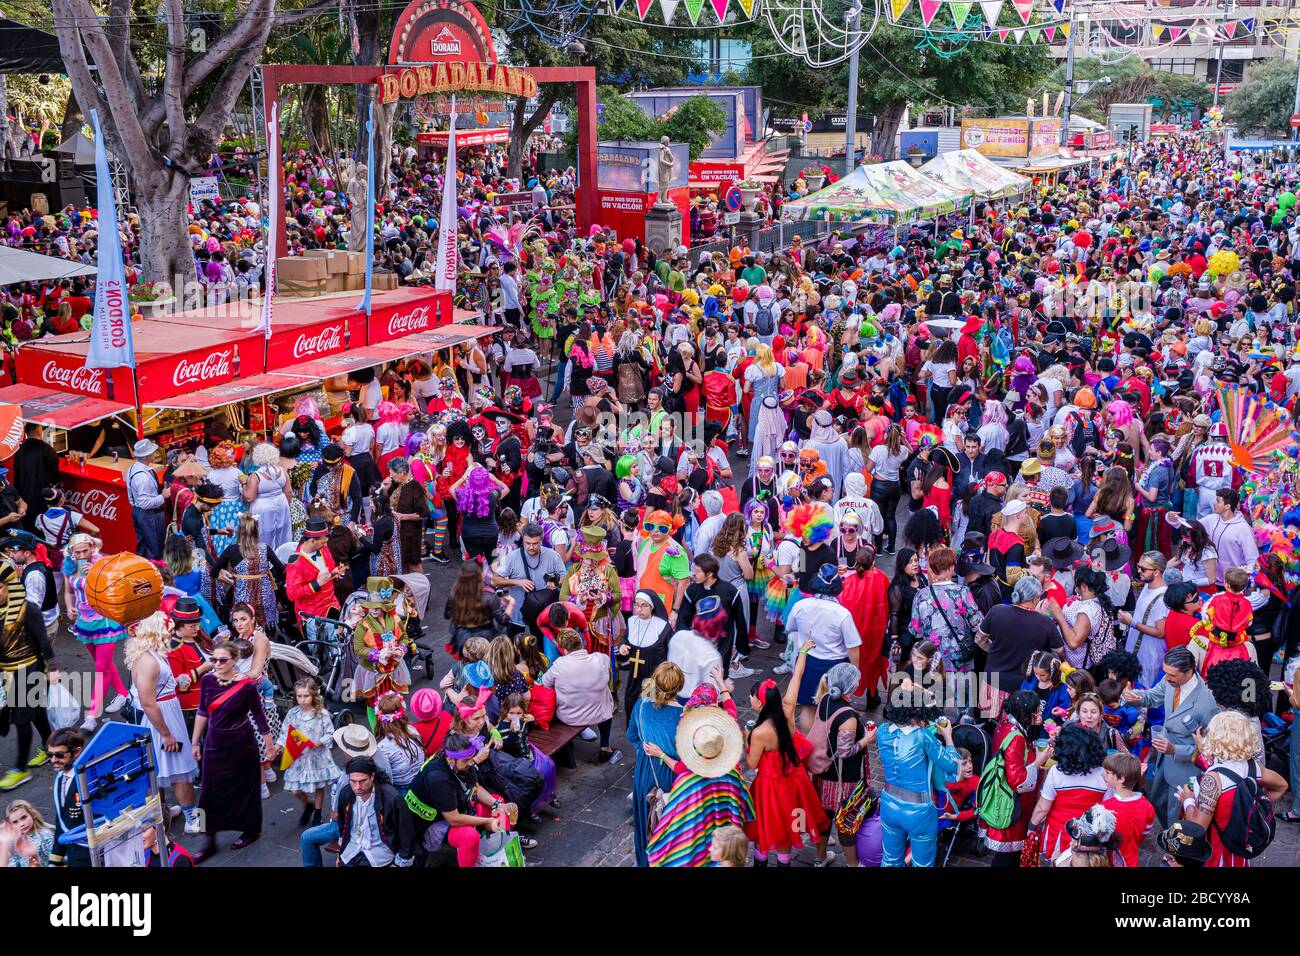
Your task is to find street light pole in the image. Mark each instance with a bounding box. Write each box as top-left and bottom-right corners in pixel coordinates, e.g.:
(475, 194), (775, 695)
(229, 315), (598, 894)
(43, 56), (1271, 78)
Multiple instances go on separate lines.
(844, 4), (862, 177)
(1211, 0), (1230, 107)
(1060, 0), (1076, 147)
(1291, 35), (1300, 142)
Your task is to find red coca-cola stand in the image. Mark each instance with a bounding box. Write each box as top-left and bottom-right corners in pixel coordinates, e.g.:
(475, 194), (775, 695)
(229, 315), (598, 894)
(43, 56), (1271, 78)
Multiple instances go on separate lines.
(5, 287), (487, 555)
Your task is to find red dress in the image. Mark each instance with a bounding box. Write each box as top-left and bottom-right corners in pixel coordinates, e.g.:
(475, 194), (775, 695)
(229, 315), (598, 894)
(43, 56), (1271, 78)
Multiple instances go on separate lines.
(842, 567), (890, 696)
(982, 719), (1036, 852)
(1204, 764), (1250, 868)
(923, 482), (953, 530)
(1041, 765), (1108, 860)
(745, 732), (830, 853)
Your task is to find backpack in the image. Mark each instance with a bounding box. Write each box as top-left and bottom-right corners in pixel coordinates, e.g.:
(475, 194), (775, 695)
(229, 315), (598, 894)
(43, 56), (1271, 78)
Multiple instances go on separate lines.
(1212, 764), (1276, 859)
(975, 731), (1022, 831)
(617, 360), (646, 404)
(567, 467), (591, 510)
(754, 301), (775, 337)
(804, 700), (856, 776)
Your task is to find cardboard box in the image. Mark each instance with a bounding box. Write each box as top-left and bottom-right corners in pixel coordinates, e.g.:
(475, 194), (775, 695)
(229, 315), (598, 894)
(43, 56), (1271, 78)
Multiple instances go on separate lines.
(345, 273), (364, 291)
(278, 256), (328, 282)
(324, 273), (347, 294)
(346, 252), (366, 275)
(280, 277), (326, 297)
(303, 248), (349, 274)
(373, 271), (398, 290)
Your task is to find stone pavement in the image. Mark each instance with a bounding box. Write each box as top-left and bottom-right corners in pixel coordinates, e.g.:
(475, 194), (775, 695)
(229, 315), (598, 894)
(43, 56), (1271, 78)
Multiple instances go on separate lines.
(4, 434), (1300, 866)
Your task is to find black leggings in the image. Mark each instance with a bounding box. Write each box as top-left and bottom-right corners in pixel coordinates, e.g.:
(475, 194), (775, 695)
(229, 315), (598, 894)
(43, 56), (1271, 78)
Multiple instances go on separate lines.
(463, 534), (497, 564)
(13, 709), (52, 771)
(870, 478), (902, 550)
(598, 718), (613, 749)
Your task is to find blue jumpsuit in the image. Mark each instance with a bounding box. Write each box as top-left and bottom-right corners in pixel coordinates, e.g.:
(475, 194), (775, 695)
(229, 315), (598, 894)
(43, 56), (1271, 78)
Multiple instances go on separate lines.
(876, 723), (959, 867)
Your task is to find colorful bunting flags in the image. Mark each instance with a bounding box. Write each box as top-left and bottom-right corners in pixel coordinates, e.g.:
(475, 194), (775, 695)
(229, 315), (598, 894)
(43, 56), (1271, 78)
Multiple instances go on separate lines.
(949, 1), (972, 28)
(1223, 20), (1238, 37)
(734, 0), (754, 14)
(890, 0), (912, 20)
(636, 0), (655, 18)
(1011, 0), (1034, 25)
(1044, 25), (1055, 40)
(919, 0), (943, 27)
(683, 0), (705, 20)
(997, 27), (1009, 41)
(1168, 25), (1183, 40)
(708, 0), (728, 19)
(979, 0), (1004, 27)
(1152, 23), (1165, 39)
(1012, 27), (1025, 42)
(660, 0), (681, 20)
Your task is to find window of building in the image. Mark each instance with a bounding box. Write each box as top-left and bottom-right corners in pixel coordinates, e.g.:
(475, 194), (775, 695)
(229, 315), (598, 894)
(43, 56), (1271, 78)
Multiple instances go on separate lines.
(1217, 60), (1245, 83)
(1150, 57), (1197, 76)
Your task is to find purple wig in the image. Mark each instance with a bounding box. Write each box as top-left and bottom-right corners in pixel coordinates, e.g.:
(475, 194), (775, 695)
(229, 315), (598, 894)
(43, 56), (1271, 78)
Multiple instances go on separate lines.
(405, 432), (425, 458)
(455, 465), (496, 518)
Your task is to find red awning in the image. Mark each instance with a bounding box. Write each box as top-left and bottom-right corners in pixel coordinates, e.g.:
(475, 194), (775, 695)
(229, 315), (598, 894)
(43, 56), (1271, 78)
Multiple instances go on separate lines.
(417, 128), (509, 148)
(142, 372), (313, 411)
(0, 384), (133, 430)
(271, 322), (500, 381)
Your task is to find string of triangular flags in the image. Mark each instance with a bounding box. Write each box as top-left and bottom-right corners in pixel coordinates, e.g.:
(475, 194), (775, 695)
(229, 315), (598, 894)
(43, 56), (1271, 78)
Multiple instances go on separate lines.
(890, 0), (1069, 28)
(611, 0), (758, 24)
(1150, 17), (1256, 43)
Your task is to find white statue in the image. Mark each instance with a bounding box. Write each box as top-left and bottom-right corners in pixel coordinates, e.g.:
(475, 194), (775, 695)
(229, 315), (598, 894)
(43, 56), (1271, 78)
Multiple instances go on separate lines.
(656, 136), (675, 207)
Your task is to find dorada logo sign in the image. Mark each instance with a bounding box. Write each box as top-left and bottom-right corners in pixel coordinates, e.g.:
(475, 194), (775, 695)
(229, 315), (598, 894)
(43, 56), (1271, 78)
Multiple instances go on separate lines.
(64, 488), (121, 522)
(293, 325), (344, 359)
(172, 349), (232, 388)
(42, 361), (104, 394)
(387, 305), (433, 337)
(430, 26), (461, 55)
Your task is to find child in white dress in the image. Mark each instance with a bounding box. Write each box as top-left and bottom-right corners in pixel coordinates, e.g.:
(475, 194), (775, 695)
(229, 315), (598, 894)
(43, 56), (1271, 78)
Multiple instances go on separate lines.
(276, 678), (336, 829)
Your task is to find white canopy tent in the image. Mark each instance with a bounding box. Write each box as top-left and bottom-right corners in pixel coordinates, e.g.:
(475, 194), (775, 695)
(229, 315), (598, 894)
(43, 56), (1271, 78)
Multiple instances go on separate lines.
(0, 247), (97, 286)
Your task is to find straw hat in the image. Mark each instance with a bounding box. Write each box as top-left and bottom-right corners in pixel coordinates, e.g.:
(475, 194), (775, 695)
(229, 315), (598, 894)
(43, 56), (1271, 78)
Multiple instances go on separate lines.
(675, 706), (744, 779)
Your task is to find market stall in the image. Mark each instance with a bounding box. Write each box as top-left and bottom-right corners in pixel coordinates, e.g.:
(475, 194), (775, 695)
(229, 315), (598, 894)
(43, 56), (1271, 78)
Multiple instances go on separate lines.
(782, 160), (971, 225)
(14, 286), (493, 554)
(918, 149), (1030, 202)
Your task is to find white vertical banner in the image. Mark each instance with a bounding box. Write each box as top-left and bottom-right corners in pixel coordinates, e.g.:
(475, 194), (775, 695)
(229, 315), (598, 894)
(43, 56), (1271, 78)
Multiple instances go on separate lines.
(255, 102), (280, 339)
(85, 109), (135, 370)
(434, 96), (459, 294)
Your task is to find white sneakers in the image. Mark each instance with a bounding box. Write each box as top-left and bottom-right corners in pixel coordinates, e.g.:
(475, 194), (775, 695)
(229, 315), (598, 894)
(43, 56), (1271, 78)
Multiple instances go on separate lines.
(729, 663), (757, 679)
(579, 727), (598, 742)
(262, 767), (277, 783)
(184, 815), (205, 835)
(773, 663), (793, 676)
(104, 694), (128, 715)
(78, 715), (98, 732)
(261, 783), (271, 800)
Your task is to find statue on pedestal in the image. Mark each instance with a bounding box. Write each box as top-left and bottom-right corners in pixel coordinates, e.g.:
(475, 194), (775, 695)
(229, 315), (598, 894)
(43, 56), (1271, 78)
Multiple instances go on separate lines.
(656, 136), (675, 207)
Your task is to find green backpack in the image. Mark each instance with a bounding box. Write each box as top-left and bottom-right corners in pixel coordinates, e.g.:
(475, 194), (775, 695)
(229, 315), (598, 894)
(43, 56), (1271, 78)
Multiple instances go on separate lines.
(975, 732), (1023, 831)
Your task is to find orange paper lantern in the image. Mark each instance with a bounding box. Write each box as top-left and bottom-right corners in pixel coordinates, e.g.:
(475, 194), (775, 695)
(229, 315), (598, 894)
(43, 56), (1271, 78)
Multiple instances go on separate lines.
(85, 553), (163, 626)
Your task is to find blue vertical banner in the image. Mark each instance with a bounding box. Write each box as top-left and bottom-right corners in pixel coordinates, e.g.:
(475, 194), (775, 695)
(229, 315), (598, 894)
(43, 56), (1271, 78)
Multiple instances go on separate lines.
(356, 99), (376, 317)
(85, 109), (135, 370)
(255, 102), (280, 339)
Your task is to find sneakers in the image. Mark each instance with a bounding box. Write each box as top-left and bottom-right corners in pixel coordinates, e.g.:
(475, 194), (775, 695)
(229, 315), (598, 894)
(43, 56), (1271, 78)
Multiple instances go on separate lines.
(263, 766), (277, 784)
(261, 783), (271, 800)
(185, 815), (206, 835)
(27, 749), (49, 768)
(0, 768), (31, 791)
(729, 663), (757, 679)
(579, 727), (599, 742)
(104, 694), (128, 715)
(430, 553), (450, 565)
(79, 715), (98, 732)
(773, 663), (792, 676)
(750, 638), (771, 650)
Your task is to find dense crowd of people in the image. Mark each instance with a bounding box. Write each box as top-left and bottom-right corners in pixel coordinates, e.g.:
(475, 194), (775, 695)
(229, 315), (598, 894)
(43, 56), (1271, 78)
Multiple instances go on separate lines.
(3, 127), (1300, 871)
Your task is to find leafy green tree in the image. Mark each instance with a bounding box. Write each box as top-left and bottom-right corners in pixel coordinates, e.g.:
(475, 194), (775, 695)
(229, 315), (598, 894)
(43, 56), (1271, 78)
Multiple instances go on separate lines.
(745, 21), (1052, 159)
(1225, 58), (1298, 137)
(658, 95), (728, 160)
(1050, 57), (1209, 123)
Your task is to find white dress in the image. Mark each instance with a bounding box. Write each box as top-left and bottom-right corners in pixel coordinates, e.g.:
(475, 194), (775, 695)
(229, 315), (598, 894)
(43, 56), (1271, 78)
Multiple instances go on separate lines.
(249, 466), (292, 551)
(131, 651), (199, 787)
(276, 705), (337, 793)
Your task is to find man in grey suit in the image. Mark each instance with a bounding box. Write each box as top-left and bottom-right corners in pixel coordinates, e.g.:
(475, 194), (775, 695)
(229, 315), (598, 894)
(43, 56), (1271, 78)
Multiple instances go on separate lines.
(1122, 645), (1219, 828)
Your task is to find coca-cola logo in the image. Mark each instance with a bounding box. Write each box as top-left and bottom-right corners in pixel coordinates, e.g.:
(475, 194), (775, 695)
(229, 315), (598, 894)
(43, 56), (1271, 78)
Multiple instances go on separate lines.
(387, 306), (432, 338)
(42, 361), (104, 394)
(292, 325), (344, 359)
(65, 488), (120, 522)
(172, 349), (233, 388)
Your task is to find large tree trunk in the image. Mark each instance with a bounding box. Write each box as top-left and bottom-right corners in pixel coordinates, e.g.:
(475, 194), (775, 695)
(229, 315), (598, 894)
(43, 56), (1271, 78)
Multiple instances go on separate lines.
(507, 88), (562, 183)
(134, 169), (198, 302)
(870, 100), (907, 161)
(304, 86), (331, 155)
(62, 87), (84, 139)
(0, 76), (13, 167)
(353, 0), (381, 159)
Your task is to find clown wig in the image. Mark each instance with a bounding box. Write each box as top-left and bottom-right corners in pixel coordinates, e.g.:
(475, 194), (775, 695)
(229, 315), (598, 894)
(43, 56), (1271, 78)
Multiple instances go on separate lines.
(1106, 399), (1134, 428)
(785, 503), (834, 547)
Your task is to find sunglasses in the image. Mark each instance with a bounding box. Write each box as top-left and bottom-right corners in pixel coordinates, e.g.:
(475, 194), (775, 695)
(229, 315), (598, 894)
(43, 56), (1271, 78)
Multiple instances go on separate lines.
(781, 452), (798, 459)
(840, 524), (859, 532)
(643, 523), (671, 535)
(48, 750), (70, 760)
(212, 656), (234, 663)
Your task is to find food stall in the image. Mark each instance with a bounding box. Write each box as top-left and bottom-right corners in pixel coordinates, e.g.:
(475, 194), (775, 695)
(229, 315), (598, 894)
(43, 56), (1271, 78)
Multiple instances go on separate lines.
(11, 286), (495, 554)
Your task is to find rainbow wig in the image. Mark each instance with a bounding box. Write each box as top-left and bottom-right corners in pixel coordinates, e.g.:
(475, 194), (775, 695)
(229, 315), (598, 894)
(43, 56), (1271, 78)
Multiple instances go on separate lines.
(785, 503), (834, 547)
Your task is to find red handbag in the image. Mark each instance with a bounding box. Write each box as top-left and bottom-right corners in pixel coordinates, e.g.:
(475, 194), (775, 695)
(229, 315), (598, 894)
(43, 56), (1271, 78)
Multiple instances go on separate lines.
(1020, 828), (1043, 868)
(528, 684), (557, 730)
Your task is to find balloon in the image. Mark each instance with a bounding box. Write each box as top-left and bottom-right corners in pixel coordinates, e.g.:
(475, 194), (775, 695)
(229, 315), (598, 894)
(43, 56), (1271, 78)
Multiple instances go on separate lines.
(85, 553), (163, 626)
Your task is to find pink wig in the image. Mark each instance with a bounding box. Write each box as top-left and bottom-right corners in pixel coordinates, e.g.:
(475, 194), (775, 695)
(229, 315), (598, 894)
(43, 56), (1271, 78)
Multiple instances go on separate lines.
(1106, 399), (1134, 428)
(377, 401), (403, 426)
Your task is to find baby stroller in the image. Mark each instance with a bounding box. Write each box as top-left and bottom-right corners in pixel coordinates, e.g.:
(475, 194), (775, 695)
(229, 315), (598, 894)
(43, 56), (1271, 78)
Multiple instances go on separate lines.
(938, 719), (993, 866)
(393, 572), (437, 678)
(292, 613), (361, 725)
(266, 636), (354, 728)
